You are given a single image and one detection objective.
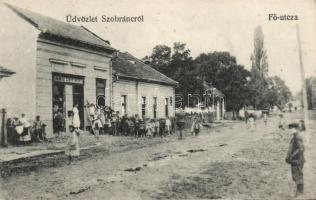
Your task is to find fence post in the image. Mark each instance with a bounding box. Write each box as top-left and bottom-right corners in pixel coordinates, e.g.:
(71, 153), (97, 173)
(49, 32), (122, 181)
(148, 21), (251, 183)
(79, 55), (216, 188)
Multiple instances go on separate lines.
(1, 108), (8, 147)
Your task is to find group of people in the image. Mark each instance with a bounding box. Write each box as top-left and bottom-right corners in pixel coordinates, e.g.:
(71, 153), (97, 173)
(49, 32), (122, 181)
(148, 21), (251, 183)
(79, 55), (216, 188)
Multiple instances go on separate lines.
(86, 103), (175, 138)
(6, 114), (47, 146)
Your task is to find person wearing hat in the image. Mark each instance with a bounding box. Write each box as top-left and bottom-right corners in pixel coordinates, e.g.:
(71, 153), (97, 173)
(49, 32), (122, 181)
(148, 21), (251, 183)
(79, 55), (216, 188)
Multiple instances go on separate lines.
(285, 122), (305, 197)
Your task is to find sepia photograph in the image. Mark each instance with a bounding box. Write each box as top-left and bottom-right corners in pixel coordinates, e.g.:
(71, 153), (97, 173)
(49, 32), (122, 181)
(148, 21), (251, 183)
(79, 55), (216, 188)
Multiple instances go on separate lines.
(0, 0), (315, 199)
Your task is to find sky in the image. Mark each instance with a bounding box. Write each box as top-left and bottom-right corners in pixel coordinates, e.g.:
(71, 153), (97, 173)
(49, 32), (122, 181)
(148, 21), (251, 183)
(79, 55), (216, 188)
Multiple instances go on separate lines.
(1, 0), (316, 94)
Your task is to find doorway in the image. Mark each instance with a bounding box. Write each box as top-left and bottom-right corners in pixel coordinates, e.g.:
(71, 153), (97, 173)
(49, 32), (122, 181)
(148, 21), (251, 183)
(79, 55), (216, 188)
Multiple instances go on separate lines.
(52, 73), (84, 133)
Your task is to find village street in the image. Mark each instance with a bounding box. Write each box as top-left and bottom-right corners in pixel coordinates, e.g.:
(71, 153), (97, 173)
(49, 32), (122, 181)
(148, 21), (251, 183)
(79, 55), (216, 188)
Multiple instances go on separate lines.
(1, 113), (316, 200)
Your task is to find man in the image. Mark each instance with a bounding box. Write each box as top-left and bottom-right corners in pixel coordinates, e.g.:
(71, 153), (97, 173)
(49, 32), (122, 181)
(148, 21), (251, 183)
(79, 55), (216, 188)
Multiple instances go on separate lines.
(285, 122), (305, 197)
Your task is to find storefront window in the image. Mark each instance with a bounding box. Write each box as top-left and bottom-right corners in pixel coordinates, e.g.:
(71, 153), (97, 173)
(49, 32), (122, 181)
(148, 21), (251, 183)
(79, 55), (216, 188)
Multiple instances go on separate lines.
(96, 79), (106, 108)
(142, 96), (146, 117)
(153, 97), (157, 118)
(121, 95), (127, 116)
(165, 98), (169, 117)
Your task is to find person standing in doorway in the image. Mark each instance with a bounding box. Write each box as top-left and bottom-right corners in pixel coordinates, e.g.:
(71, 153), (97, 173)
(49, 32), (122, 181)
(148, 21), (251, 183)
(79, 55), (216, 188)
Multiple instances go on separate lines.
(286, 123), (305, 197)
(72, 104), (81, 131)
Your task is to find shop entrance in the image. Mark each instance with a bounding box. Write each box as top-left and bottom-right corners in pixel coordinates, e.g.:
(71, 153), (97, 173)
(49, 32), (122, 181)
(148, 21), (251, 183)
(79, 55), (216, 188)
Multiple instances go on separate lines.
(52, 73), (84, 133)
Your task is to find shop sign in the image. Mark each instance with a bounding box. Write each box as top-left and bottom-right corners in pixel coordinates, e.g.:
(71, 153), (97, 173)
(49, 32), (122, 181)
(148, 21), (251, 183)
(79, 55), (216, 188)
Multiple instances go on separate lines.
(53, 75), (84, 85)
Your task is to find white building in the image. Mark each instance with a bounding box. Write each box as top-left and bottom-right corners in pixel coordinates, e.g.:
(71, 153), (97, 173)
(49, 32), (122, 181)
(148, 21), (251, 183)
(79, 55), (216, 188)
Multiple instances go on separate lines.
(112, 52), (178, 119)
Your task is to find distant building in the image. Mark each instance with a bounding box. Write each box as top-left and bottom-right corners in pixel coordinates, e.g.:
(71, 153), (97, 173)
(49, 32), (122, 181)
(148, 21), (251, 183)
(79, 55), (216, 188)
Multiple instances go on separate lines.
(112, 52), (178, 119)
(182, 81), (225, 121)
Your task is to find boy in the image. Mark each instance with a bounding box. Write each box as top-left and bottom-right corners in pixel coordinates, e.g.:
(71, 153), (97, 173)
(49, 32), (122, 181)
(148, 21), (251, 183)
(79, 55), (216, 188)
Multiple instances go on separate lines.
(278, 114), (285, 130)
(285, 122), (305, 197)
(263, 113), (268, 126)
(191, 117), (201, 136)
(33, 115), (43, 142)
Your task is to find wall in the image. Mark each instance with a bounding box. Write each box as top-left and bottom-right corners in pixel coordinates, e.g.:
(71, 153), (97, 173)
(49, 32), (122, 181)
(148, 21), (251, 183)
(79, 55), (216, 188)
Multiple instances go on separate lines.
(113, 79), (175, 118)
(36, 39), (112, 137)
(0, 4), (39, 120)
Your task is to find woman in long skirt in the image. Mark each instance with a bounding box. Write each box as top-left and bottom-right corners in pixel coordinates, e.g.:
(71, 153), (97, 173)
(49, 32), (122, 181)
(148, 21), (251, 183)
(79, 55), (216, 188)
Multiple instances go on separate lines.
(72, 104), (81, 130)
(19, 113), (32, 144)
(65, 125), (80, 165)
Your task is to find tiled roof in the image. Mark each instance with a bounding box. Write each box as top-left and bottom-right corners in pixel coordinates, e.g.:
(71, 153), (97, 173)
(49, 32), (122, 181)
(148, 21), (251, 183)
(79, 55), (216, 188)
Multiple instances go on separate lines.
(112, 52), (178, 86)
(203, 81), (225, 97)
(0, 66), (15, 77)
(6, 4), (114, 51)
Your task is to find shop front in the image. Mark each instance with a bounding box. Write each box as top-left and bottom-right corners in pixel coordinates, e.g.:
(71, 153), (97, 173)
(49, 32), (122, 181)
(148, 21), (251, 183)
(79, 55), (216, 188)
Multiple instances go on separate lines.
(52, 73), (84, 133)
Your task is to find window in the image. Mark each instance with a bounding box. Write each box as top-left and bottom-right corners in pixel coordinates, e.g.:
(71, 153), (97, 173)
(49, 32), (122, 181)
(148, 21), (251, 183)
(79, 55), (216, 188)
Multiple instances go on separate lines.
(142, 96), (146, 118)
(170, 96), (173, 106)
(153, 97), (157, 118)
(165, 98), (169, 117)
(121, 95), (127, 116)
(96, 79), (106, 107)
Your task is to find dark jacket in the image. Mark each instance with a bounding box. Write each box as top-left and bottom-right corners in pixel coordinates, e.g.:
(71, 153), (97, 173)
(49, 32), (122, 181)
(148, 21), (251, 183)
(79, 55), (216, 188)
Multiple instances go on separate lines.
(286, 133), (305, 166)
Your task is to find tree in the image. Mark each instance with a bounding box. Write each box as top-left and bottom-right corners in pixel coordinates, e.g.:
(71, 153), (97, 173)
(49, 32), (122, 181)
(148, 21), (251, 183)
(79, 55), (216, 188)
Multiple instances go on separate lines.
(217, 64), (251, 114)
(248, 26), (270, 109)
(251, 26), (269, 78)
(194, 52), (236, 86)
(147, 45), (172, 75)
(263, 76), (292, 110)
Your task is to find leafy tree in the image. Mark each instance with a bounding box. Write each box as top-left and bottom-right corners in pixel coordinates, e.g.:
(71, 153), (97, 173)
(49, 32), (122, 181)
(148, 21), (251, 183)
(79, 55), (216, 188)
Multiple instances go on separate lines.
(217, 64), (251, 114)
(248, 26), (270, 109)
(251, 26), (269, 78)
(148, 45), (172, 75)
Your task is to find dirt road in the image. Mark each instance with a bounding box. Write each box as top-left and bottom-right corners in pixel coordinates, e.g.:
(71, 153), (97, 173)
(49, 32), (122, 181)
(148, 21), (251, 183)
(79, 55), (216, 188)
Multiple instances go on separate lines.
(1, 113), (315, 200)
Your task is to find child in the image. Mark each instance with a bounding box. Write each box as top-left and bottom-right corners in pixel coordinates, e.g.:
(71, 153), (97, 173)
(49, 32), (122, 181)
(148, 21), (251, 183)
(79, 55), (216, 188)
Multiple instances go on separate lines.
(33, 115), (44, 142)
(139, 119), (146, 137)
(191, 117), (202, 136)
(146, 119), (153, 137)
(263, 113), (268, 126)
(248, 113), (255, 131)
(285, 123), (305, 197)
(154, 119), (160, 137)
(278, 114), (285, 130)
(165, 117), (172, 135)
(159, 119), (166, 137)
(65, 125), (80, 165)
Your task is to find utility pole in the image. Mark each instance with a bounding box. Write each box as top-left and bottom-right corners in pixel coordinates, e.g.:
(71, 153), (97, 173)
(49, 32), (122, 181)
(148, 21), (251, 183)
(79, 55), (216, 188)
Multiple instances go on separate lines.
(296, 24), (309, 131)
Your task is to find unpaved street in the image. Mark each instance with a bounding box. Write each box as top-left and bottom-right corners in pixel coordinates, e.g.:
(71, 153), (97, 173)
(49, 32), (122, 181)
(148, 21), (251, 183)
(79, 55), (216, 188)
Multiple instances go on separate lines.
(1, 113), (315, 200)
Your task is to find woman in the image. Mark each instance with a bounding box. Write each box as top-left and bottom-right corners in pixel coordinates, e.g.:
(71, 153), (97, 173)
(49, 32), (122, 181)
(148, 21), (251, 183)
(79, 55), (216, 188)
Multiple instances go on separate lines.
(19, 113), (32, 144)
(72, 104), (81, 130)
(65, 125), (80, 165)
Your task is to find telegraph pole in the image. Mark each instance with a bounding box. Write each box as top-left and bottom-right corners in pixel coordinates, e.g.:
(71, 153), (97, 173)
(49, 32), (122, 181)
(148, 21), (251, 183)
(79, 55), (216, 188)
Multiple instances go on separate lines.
(296, 24), (309, 131)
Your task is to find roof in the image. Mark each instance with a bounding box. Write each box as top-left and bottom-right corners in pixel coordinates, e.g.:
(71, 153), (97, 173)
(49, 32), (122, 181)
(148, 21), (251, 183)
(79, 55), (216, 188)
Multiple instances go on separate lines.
(6, 4), (115, 51)
(0, 66), (15, 77)
(203, 81), (225, 97)
(112, 52), (178, 86)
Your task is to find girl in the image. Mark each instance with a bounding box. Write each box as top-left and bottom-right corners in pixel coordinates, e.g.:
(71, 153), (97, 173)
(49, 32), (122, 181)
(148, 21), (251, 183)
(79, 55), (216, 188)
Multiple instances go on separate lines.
(72, 104), (81, 131)
(19, 113), (32, 144)
(65, 125), (80, 165)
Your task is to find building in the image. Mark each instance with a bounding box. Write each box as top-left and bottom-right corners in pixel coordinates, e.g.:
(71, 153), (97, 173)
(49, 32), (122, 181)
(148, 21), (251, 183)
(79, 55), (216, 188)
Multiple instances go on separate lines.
(112, 52), (178, 119)
(0, 4), (116, 137)
(183, 81), (225, 121)
(0, 4), (178, 137)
